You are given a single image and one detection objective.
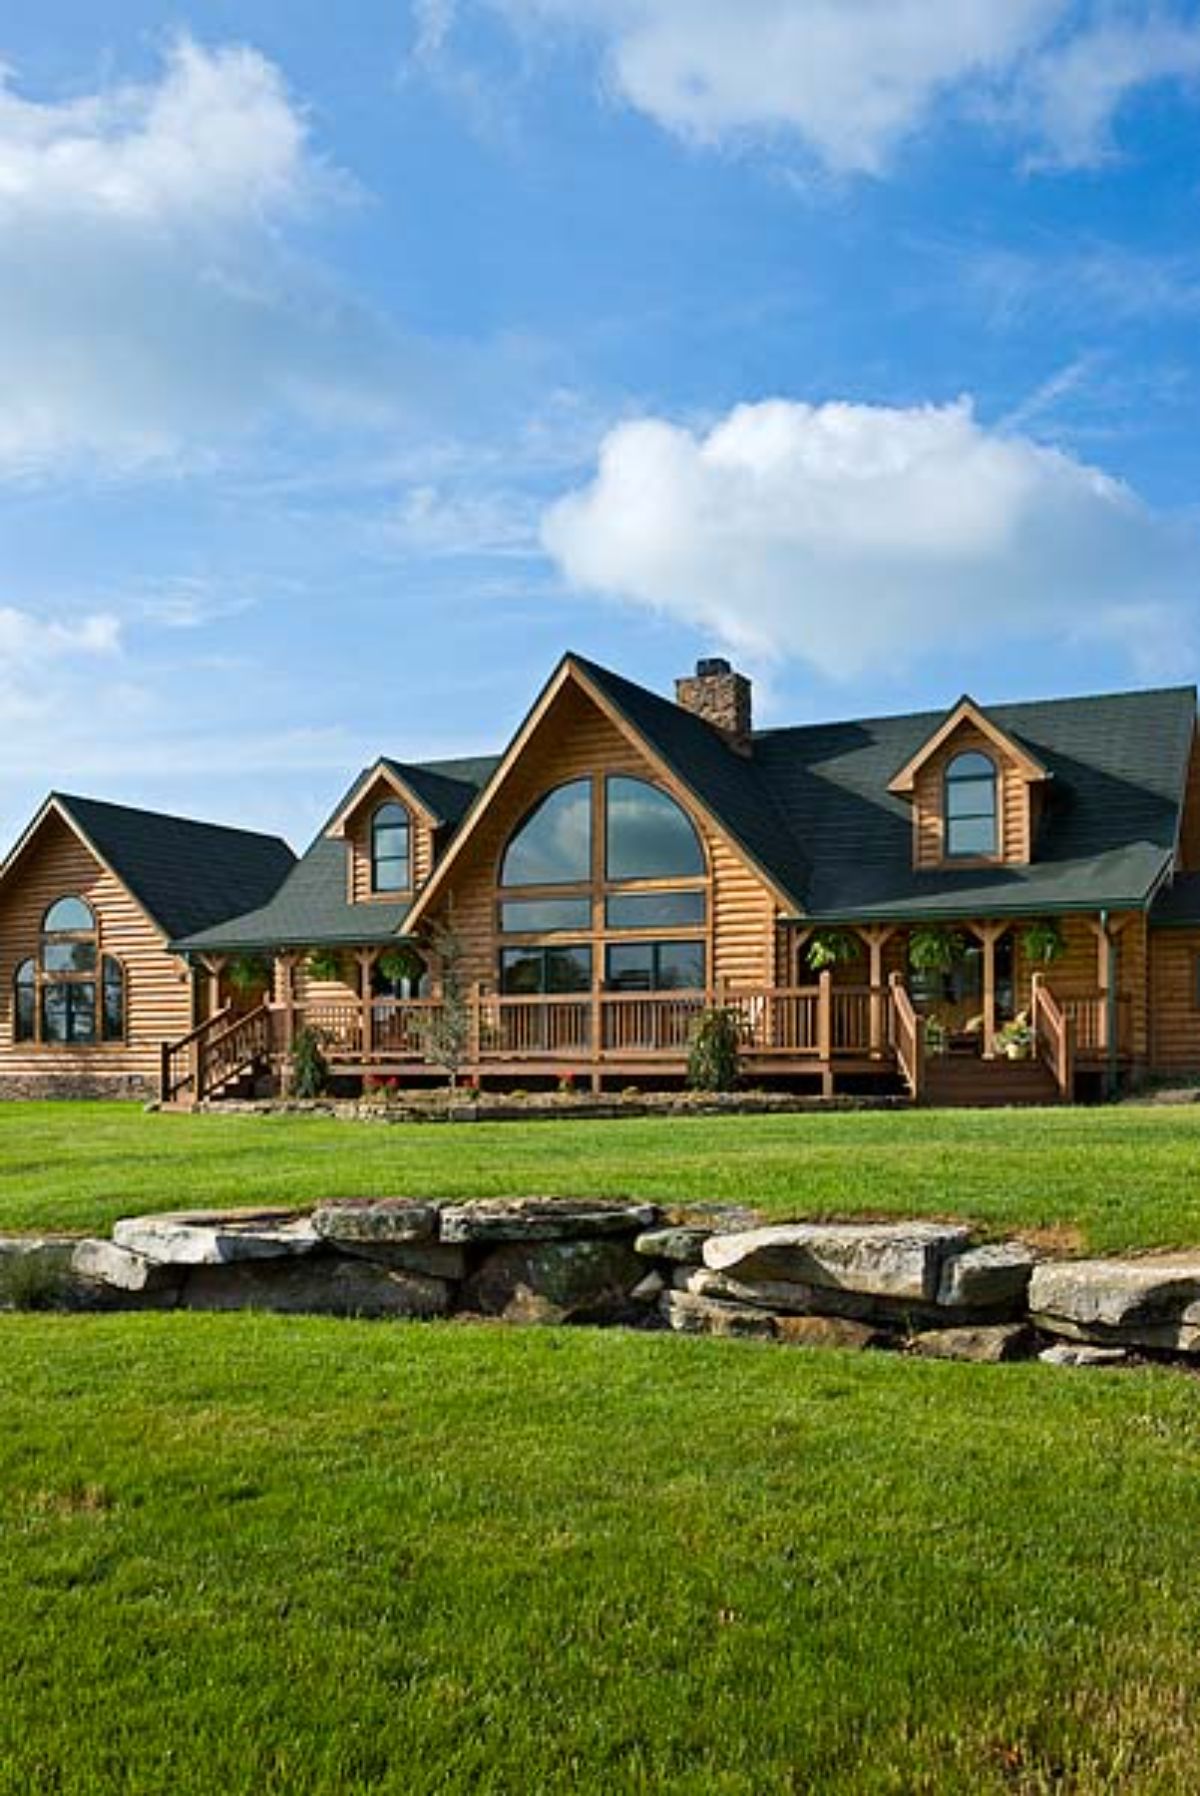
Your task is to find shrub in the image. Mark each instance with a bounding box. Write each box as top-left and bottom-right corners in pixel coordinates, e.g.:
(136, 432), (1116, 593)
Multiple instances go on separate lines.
(0, 1251), (70, 1312)
(687, 1007), (742, 1093)
(290, 1027), (330, 1099)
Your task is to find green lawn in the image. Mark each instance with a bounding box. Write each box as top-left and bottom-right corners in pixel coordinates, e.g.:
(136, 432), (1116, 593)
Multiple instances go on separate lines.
(1, 1313), (1198, 1794)
(4, 1099), (1200, 1251)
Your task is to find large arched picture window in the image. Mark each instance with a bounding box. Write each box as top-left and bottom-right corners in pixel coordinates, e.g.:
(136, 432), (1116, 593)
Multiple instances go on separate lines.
(18, 896), (126, 1046)
(945, 752), (998, 858)
(371, 802), (411, 893)
(501, 780), (592, 888)
(497, 775), (709, 996)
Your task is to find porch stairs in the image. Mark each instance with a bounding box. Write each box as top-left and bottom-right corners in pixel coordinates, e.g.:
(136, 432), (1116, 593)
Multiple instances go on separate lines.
(922, 1054), (1061, 1109)
(159, 1004), (272, 1110)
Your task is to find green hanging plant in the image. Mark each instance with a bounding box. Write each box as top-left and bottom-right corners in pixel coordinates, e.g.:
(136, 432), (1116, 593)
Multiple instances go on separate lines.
(226, 953), (271, 996)
(1021, 918), (1066, 966)
(805, 929), (863, 973)
(376, 943), (424, 988)
(907, 925), (967, 975)
(306, 946), (346, 985)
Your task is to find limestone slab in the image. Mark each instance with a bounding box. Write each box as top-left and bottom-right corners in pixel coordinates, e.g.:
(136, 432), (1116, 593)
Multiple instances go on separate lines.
(910, 1323), (1033, 1363)
(181, 1255), (450, 1318)
(312, 1199), (439, 1247)
(441, 1199), (657, 1245)
(71, 1239), (182, 1296)
(936, 1243), (1037, 1312)
(1030, 1256), (1200, 1352)
(113, 1209), (320, 1266)
(703, 1222), (971, 1301)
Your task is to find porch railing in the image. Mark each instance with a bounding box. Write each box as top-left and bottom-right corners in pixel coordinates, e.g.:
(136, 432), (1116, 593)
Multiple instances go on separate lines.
(887, 972), (925, 1101)
(1031, 973), (1074, 1099)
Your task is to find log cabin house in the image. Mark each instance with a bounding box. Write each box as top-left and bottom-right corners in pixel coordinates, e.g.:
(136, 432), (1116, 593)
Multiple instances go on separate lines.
(149, 650), (1200, 1109)
(0, 795), (294, 1098)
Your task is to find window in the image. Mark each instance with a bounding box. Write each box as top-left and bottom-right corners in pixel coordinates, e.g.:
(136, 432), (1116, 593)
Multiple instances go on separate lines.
(605, 890), (706, 929)
(13, 959), (34, 1043)
(500, 945), (592, 995)
(945, 752), (998, 858)
(606, 941), (706, 993)
(606, 777), (705, 882)
(499, 897), (593, 934)
(102, 957), (126, 1041)
(501, 781), (592, 887)
(371, 803), (411, 893)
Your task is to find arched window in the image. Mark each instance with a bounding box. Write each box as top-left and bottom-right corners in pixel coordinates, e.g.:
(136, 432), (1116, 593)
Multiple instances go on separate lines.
(44, 895), (95, 934)
(606, 777), (705, 881)
(13, 959), (35, 1043)
(501, 780), (592, 887)
(945, 752), (998, 858)
(371, 803), (411, 893)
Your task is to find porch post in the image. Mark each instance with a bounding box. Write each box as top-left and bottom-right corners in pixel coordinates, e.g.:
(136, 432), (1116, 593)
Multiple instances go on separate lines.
(357, 949), (374, 1060)
(818, 968), (834, 1096)
(967, 922), (1003, 1058)
(1094, 917), (1112, 1053)
(862, 926), (894, 1059)
(469, 980), (483, 1074)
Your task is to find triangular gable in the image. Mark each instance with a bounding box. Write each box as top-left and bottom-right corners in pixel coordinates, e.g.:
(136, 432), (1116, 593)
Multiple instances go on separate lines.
(0, 796), (169, 943)
(325, 762), (441, 838)
(404, 654), (800, 931)
(887, 696), (1049, 796)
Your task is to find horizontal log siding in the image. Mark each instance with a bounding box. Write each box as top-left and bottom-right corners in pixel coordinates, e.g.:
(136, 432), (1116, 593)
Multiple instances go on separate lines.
(1150, 927), (1200, 1073)
(0, 811), (192, 1084)
(913, 722), (1031, 867)
(428, 681), (779, 991)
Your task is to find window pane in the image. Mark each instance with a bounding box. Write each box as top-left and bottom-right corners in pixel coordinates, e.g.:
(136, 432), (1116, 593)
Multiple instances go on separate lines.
(44, 896), (94, 933)
(545, 946), (592, 994)
(500, 898), (592, 934)
(102, 958), (125, 1041)
(500, 949), (543, 995)
(69, 982), (97, 1043)
(606, 778), (704, 882)
(605, 891), (706, 929)
(606, 944), (653, 993)
(41, 984), (69, 1044)
(945, 752), (994, 782)
(655, 941), (706, 990)
(372, 804), (410, 892)
(947, 815), (997, 857)
(14, 960), (35, 1043)
(502, 782), (592, 887)
(43, 940), (96, 974)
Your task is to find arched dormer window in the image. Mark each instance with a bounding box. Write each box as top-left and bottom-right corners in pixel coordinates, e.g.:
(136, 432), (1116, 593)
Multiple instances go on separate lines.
(945, 752), (998, 859)
(371, 802), (411, 894)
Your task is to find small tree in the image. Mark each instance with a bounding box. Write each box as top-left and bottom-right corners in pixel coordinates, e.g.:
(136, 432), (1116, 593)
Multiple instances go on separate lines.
(420, 916), (471, 1090)
(687, 1006), (742, 1093)
(290, 1026), (330, 1098)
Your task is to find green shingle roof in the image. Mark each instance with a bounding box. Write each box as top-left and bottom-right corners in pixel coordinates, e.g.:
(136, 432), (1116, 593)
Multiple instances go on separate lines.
(173, 660), (1198, 952)
(46, 795), (296, 941)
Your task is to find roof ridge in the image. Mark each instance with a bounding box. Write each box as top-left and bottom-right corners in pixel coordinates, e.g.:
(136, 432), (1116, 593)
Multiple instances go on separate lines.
(752, 682), (1198, 742)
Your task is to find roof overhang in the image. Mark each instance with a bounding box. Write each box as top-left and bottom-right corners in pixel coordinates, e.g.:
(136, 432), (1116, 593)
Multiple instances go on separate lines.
(325, 762), (441, 837)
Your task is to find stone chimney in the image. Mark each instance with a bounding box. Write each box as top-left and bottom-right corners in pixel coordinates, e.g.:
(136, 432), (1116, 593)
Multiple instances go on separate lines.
(675, 657), (753, 754)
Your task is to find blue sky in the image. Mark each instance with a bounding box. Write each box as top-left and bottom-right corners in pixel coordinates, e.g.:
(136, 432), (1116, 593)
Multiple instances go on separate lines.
(3, 1), (1200, 848)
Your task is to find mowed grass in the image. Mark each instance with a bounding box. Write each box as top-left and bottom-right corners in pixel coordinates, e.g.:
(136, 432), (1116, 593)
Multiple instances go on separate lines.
(1, 1313), (1199, 1794)
(4, 1100), (1200, 1250)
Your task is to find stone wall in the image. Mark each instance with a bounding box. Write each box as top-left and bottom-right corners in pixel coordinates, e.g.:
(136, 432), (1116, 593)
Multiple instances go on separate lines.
(3, 1202), (1195, 1369)
(0, 1073), (155, 1102)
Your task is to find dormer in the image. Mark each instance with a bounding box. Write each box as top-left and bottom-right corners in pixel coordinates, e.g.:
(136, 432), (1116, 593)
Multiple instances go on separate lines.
(888, 697), (1050, 870)
(326, 763), (440, 904)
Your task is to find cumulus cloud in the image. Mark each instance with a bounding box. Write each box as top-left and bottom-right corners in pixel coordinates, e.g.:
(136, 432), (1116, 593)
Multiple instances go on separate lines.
(0, 38), (392, 476)
(541, 397), (1199, 678)
(484, 0), (1200, 173)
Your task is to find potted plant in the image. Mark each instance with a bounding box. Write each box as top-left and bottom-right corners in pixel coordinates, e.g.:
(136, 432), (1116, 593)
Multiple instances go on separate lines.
(907, 925), (967, 975)
(306, 946), (346, 984)
(376, 944), (424, 989)
(1021, 919), (1066, 967)
(996, 1012), (1035, 1061)
(226, 954), (271, 1001)
(805, 929), (863, 974)
(924, 1014), (948, 1057)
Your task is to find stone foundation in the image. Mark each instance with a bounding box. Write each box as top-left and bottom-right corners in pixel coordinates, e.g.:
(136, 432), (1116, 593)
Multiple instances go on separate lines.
(0, 1073), (155, 1102)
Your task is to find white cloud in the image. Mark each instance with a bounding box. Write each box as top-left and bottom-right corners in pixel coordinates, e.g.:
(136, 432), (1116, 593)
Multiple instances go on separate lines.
(0, 607), (120, 661)
(541, 396), (1200, 678)
(484, 0), (1200, 173)
(0, 38), (392, 477)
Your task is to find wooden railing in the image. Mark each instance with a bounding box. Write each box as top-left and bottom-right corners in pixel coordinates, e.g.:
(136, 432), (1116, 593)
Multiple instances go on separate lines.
(886, 972), (925, 1100)
(159, 1006), (231, 1103)
(1062, 994), (1130, 1058)
(1031, 974), (1074, 1099)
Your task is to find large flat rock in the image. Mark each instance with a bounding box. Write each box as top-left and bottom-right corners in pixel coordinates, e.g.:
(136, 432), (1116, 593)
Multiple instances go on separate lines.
(703, 1222), (972, 1302)
(312, 1199), (439, 1248)
(936, 1243), (1037, 1313)
(72, 1239), (183, 1297)
(180, 1255), (451, 1318)
(461, 1239), (645, 1324)
(112, 1209), (320, 1266)
(440, 1199), (658, 1245)
(1030, 1257), (1200, 1352)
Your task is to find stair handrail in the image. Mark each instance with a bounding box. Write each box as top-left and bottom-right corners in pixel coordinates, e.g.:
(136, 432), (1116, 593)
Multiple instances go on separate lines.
(1030, 973), (1074, 1100)
(160, 1005), (232, 1103)
(887, 972), (925, 1101)
(196, 1002), (271, 1101)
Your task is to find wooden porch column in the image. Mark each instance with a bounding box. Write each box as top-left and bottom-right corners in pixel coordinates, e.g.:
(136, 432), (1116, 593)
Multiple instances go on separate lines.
(357, 949), (375, 1060)
(817, 969), (834, 1097)
(279, 953), (297, 1060)
(968, 923), (1005, 1059)
(861, 926), (895, 1059)
(469, 981), (483, 1075)
(199, 954), (226, 1021)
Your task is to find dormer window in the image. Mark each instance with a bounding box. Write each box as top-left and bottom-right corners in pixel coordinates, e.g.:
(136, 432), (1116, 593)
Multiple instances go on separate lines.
(371, 802), (411, 893)
(945, 752), (998, 858)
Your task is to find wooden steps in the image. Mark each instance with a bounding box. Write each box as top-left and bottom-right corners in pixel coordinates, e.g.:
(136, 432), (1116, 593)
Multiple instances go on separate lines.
(922, 1054), (1062, 1108)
